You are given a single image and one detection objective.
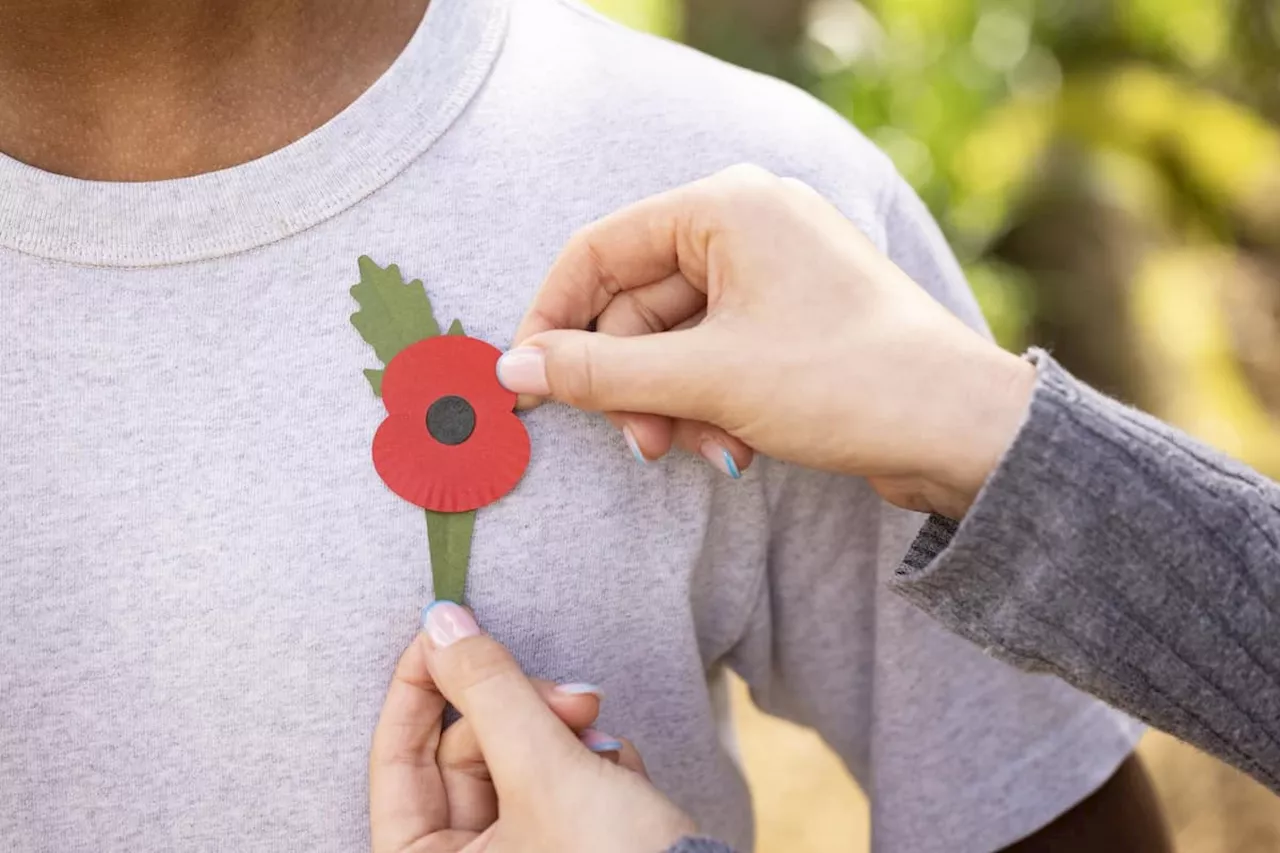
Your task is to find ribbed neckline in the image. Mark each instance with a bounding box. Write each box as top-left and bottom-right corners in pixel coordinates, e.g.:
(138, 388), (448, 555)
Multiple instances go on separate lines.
(0, 0), (508, 268)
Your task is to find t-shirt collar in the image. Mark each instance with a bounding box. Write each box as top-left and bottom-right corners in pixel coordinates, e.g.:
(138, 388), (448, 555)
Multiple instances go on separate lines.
(0, 0), (508, 267)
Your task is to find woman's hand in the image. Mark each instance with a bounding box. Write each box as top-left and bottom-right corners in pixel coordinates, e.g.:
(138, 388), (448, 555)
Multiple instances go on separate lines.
(369, 601), (696, 853)
(497, 165), (1035, 519)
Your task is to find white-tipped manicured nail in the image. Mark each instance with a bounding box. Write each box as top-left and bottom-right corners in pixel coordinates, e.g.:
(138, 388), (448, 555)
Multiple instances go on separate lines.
(420, 601), (481, 648)
(555, 683), (605, 699)
(496, 348), (550, 396)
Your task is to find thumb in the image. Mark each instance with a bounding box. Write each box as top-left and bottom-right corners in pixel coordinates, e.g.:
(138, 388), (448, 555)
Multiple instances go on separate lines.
(497, 328), (720, 421)
(420, 601), (584, 789)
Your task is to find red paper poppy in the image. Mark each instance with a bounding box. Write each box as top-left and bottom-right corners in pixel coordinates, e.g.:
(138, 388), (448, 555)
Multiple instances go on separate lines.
(372, 336), (530, 513)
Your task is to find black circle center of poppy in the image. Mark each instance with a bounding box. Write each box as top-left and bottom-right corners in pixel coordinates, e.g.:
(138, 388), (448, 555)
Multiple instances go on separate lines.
(426, 396), (476, 446)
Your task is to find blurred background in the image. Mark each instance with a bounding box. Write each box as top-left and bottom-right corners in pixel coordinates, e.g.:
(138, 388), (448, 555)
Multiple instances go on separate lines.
(586, 1), (1280, 850)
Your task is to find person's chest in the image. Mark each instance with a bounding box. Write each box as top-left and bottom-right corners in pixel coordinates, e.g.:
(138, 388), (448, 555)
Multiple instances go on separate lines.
(0, 206), (759, 848)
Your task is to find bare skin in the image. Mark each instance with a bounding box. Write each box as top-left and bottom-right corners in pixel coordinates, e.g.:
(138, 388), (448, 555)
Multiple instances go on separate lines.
(0, 0), (428, 180)
(1004, 755), (1171, 853)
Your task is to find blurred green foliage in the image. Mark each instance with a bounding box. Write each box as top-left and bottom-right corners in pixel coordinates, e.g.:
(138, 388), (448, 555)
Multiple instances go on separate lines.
(589, 0), (683, 38)
(589, 0), (1280, 474)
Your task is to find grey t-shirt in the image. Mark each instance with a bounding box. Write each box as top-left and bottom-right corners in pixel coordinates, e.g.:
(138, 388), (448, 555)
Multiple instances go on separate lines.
(0, 1), (1141, 850)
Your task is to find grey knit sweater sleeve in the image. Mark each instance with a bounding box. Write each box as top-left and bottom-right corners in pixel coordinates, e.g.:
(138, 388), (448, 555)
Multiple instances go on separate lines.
(893, 349), (1280, 793)
(665, 838), (737, 853)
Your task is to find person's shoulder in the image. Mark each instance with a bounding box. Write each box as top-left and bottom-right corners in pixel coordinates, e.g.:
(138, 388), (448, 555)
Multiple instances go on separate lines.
(502, 0), (900, 235)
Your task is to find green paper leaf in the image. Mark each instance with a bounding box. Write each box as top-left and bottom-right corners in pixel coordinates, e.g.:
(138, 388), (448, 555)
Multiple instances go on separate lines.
(350, 256), (441, 366)
(364, 369), (384, 397)
(426, 509), (475, 603)
(447, 319), (464, 336)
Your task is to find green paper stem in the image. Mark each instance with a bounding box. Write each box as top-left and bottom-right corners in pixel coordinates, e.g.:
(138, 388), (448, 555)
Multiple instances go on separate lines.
(428, 316), (475, 602)
(426, 509), (476, 603)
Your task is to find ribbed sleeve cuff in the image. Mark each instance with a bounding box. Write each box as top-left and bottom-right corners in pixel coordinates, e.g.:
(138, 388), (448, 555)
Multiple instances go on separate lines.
(664, 837), (738, 853)
(892, 348), (1280, 792)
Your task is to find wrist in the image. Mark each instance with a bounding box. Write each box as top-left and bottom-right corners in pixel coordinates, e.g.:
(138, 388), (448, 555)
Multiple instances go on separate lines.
(933, 348), (1035, 517)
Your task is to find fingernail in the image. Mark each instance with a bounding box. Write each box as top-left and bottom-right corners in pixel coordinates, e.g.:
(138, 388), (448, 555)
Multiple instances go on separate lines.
(580, 728), (623, 754)
(496, 348), (550, 396)
(555, 683), (605, 699)
(623, 426), (648, 464)
(700, 442), (741, 479)
(420, 601), (481, 648)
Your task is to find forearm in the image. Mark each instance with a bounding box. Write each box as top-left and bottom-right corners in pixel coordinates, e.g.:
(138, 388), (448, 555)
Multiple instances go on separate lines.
(894, 350), (1280, 793)
(663, 758), (1172, 853)
(999, 755), (1169, 851)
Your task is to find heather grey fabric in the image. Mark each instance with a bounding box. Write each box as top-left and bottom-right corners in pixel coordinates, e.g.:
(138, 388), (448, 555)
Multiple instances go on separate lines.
(896, 349), (1280, 794)
(667, 838), (738, 853)
(0, 2), (1139, 851)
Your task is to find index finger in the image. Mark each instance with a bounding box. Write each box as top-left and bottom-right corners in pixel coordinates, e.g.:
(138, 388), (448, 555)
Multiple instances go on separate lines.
(512, 178), (720, 345)
(421, 604), (586, 790)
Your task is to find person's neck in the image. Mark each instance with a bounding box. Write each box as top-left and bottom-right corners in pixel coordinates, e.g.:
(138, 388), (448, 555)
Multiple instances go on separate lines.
(0, 0), (430, 181)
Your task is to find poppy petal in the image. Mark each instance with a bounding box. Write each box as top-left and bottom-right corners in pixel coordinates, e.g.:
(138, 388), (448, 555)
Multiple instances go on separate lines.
(382, 336), (514, 417)
(373, 333), (531, 513)
(373, 410), (531, 513)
